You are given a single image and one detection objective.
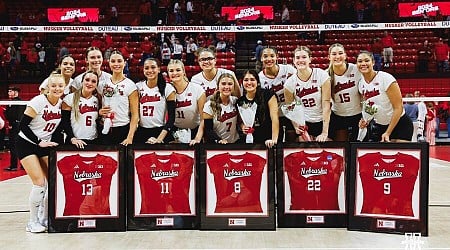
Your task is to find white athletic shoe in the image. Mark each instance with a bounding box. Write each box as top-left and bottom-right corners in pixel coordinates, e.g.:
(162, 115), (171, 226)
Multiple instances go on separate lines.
(40, 218), (48, 230)
(26, 222), (46, 233)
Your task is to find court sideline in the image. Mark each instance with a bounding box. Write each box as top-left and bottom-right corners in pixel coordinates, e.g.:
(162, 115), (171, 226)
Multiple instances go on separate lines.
(0, 146), (449, 249)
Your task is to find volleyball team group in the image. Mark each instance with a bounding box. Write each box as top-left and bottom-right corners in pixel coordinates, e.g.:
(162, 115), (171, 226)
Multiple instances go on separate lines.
(18, 43), (413, 233)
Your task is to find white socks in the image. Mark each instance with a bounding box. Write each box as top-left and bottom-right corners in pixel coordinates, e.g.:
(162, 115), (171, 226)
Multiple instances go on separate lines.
(29, 185), (45, 224)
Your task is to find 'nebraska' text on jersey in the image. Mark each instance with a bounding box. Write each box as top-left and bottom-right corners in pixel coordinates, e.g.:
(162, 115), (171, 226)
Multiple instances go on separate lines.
(207, 152), (266, 213)
(284, 150), (344, 211)
(357, 152), (420, 217)
(135, 152), (194, 215)
(136, 81), (175, 128)
(57, 154), (118, 216)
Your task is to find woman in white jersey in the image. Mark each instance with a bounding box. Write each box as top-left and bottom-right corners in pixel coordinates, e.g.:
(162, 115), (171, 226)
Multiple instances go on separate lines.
(190, 47), (240, 99)
(98, 51), (139, 145)
(16, 73), (65, 233)
(284, 46), (331, 142)
(39, 55), (75, 95)
(203, 73), (239, 144)
(168, 59), (206, 145)
(357, 51), (413, 142)
(258, 47), (296, 142)
(327, 43), (362, 141)
(61, 71), (99, 148)
(71, 46), (112, 94)
(135, 58), (176, 144)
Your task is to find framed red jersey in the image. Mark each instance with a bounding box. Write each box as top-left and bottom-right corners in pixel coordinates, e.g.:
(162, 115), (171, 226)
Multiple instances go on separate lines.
(127, 144), (199, 230)
(48, 145), (126, 233)
(348, 142), (429, 236)
(200, 144), (276, 230)
(277, 142), (348, 228)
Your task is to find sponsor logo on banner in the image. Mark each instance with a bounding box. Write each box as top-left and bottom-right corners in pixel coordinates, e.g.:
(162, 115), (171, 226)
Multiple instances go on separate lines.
(211, 26), (232, 31)
(132, 26), (153, 31)
(351, 23), (379, 28)
(244, 26), (263, 30)
(442, 21), (450, 27)
(324, 24), (346, 29)
(236, 26), (245, 30)
(124, 26), (132, 31)
(10, 27), (19, 31)
(98, 26), (120, 32)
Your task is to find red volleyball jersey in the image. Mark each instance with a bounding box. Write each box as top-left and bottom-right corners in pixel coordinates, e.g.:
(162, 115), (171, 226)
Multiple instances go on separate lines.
(135, 152), (194, 215)
(207, 152), (266, 213)
(284, 150), (344, 211)
(357, 152), (420, 217)
(57, 154), (118, 216)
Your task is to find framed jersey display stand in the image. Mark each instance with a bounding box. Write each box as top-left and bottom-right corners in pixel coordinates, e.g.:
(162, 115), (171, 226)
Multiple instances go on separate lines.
(199, 144), (276, 230)
(127, 144), (199, 230)
(277, 142), (348, 228)
(348, 142), (429, 236)
(48, 145), (126, 233)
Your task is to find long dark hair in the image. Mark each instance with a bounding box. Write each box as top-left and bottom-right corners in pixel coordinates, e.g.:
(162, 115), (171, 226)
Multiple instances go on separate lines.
(239, 69), (267, 124)
(143, 58), (167, 97)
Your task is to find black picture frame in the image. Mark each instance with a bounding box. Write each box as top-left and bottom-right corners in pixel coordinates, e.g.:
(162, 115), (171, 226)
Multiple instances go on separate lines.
(48, 145), (126, 233)
(126, 144), (199, 230)
(276, 142), (348, 228)
(347, 142), (429, 236)
(199, 144), (276, 230)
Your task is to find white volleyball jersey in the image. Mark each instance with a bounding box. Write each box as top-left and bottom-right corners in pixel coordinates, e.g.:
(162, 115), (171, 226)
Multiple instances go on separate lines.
(73, 71), (112, 95)
(358, 71), (403, 125)
(259, 64), (296, 104)
(19, 94), (62, 143)
(136, 80), (175, 128)
(284, 68), (330, 123)
(174, 82), (205, 129)
(191, 68), (236, 99)
(203, 96), (239, 143)
(39, 77), (74, 95)
(331, 63), (362, 116)
(63, 93), (99, 140)
(102, 78), (138, 127)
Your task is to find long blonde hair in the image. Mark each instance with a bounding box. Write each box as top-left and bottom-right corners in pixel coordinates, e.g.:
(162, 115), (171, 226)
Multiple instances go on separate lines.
(210, 73), (237, 120)
(167, 59), (189, 83)
(72, 70), (99, 121)
(327, 43), (346, 100)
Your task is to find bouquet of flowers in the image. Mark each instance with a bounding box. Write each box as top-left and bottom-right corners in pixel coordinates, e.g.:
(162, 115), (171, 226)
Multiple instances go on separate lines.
(102, 85), (116, 134)
(357, 99), (379, 141)
(173, 128), (191, 143)
(237, 101), (258, 143)
(281, 101), (311, 141)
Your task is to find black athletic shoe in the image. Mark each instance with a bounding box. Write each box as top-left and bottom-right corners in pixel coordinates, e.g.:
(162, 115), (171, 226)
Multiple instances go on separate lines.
(4, 166), (18, 171)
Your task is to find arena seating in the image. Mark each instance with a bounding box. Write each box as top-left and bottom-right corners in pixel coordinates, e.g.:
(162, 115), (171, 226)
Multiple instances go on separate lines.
(264, 29), (441, 74)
